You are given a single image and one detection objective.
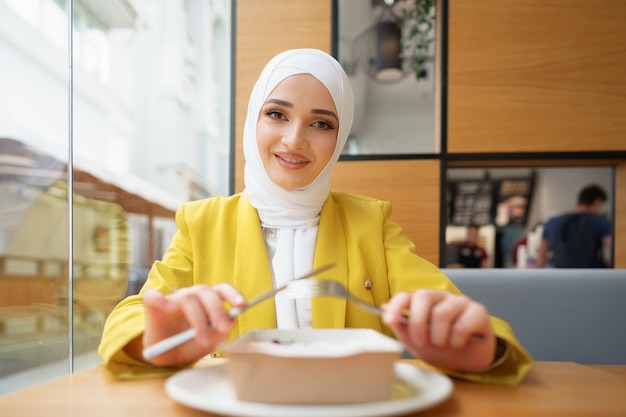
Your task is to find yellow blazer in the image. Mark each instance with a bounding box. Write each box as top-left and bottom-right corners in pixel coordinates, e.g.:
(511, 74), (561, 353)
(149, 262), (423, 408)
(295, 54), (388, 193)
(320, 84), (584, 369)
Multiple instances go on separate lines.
(99, 192), (532, 383)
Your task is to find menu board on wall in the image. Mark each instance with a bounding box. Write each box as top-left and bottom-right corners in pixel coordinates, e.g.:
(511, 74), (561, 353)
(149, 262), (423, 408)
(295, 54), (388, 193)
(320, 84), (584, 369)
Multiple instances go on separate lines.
(448, 177), (534, 227)
(447, 180), (496, 226)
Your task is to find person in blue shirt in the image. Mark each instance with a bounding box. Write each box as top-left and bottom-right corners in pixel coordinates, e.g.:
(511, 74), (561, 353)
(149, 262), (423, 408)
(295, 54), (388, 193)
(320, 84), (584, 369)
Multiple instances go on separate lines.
(537, 184), (612, 268)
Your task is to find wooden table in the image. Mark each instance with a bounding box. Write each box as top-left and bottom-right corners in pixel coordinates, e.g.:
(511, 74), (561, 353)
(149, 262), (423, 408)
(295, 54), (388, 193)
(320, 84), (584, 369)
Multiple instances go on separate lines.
(1, 361), (625, 416)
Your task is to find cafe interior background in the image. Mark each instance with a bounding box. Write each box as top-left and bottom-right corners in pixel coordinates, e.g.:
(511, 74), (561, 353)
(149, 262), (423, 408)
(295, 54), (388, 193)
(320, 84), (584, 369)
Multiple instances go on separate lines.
(0, 0), (624, 395)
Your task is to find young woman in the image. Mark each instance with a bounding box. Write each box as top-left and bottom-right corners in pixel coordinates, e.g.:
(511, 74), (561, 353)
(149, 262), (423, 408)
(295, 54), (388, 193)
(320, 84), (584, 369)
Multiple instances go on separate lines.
(99, 49), (532, 384)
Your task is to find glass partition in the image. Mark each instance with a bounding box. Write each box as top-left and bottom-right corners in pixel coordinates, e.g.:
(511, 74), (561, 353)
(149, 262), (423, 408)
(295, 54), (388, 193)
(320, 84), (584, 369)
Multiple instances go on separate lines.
(0, 0), (70, 392)
(0, 0), (232, 394)
(334, 0), (438, 155)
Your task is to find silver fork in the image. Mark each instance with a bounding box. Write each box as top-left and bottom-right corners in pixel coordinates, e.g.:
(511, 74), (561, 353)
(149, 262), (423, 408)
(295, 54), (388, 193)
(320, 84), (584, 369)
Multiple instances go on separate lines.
(142, 263), (335, 360)
(283, 279), (485, 342)
(281, 279), (408, 323)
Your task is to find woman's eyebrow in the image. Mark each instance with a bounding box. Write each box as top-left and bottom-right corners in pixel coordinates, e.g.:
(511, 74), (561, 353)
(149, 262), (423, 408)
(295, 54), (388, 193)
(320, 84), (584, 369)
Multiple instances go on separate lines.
(312, 108), (338, 121)
(264, 98), (292, 108)
(263, 98), (338, 121)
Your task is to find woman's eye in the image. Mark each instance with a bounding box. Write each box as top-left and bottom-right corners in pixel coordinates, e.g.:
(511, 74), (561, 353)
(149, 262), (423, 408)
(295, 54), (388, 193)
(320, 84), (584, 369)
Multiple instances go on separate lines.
(265, 110), (286, 120)
(312, 120), (334, 130)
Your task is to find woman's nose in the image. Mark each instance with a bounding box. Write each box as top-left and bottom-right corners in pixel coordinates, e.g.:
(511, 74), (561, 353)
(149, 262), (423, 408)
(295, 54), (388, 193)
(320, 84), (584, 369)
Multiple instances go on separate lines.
(281, 122), (308, 149)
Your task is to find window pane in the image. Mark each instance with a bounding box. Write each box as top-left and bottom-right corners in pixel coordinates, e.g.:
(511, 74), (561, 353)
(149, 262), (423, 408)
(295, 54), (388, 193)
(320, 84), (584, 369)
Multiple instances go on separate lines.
(0, 0), (232, 394)
(445, 166), (614, 269)
(336, 0), (438, 155)
(0, 0), (70, 393)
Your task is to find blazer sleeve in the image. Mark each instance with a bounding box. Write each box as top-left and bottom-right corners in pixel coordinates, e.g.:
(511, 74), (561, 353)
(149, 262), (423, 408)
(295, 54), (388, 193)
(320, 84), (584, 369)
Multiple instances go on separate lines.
(98, 203), (198, 378)
(381, 204), (533, 385)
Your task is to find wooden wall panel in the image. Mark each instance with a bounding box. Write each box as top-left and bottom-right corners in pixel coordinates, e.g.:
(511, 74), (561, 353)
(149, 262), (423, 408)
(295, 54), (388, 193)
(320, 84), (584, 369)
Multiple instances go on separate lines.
(615, 163), (626, 268)
(234, 0), (332, 192)
(331, 160), (440, 265)
(447, 0), (626, 153)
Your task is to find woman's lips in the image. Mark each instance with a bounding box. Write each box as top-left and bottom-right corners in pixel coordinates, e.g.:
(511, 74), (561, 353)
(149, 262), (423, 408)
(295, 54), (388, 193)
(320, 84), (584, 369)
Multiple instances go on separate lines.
(275, 153), (309, 169)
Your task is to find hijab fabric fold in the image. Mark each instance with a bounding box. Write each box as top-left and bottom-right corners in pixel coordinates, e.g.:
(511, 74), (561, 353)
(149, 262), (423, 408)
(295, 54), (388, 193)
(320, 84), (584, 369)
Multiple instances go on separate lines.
(243, 49), (354, 328)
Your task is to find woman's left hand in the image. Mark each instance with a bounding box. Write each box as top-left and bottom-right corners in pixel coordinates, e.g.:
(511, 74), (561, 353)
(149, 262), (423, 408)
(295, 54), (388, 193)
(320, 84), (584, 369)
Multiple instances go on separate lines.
(383, 289), (496, 371)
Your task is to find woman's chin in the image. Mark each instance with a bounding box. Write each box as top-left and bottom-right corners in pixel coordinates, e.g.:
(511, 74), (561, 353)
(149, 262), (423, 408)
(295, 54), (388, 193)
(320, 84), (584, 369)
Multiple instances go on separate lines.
(269, 173), (313, 190)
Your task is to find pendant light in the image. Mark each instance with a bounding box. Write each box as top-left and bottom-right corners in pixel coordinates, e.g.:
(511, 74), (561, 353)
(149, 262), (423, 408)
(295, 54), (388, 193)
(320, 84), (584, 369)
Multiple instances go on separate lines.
(374, 19), (403, 81)
(351, 0), (407, 83)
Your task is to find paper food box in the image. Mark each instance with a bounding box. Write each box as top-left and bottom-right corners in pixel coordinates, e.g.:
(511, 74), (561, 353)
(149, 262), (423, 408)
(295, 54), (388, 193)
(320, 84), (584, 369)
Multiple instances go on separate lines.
(226, 328), (403, 404)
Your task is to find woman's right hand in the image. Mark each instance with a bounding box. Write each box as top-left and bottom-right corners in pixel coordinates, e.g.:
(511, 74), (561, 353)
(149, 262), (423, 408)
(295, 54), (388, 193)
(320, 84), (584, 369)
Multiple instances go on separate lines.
(141, 284), (246, 366)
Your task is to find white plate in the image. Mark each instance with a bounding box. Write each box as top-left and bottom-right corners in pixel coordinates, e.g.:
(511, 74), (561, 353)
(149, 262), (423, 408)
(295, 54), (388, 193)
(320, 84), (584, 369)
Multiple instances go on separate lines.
(165, 362), (453, 417)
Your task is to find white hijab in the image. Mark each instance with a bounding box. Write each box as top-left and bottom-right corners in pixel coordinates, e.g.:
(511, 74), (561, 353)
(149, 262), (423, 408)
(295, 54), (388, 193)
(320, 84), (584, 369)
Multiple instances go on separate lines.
(243, 49), (354, 328)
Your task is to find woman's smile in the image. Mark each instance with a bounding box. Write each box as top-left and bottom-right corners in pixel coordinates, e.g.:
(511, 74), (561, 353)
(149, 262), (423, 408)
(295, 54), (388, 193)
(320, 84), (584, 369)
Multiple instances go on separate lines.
(274, 152), (310, 168)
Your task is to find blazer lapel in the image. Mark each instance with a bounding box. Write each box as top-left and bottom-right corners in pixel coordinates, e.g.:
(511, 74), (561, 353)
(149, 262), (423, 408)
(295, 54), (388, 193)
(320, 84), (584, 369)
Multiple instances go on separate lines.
(233, 192), (277, 336)
(312, 195), (348, 329)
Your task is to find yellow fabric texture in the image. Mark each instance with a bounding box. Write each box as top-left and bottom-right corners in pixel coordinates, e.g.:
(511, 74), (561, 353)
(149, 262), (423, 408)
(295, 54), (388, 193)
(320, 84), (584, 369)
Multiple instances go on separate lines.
(98, 192), (532, 384)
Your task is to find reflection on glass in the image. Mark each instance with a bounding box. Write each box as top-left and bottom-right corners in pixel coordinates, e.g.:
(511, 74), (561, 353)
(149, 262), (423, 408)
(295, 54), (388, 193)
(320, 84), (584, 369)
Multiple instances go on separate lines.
(445, 167), (614, 269)
(335, 0), (437, 155)
(0, 0), (231, 394)
(0, 139), (70, 388)
(0, 0), (71, 392)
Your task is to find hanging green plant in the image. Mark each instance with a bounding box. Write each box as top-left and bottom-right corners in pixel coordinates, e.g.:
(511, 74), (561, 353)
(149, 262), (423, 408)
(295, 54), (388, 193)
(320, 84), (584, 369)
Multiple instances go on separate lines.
(398, 0), (436, 80)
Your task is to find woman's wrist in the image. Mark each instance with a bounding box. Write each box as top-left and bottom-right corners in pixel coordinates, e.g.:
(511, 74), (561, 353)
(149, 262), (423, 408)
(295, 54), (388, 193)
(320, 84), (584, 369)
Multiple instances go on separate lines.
(475, 337), (510, 372)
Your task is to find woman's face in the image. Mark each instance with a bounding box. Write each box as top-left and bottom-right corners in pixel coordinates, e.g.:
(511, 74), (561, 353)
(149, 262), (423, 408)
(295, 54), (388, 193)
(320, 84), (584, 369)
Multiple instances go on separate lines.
(256, 74), (338, 190)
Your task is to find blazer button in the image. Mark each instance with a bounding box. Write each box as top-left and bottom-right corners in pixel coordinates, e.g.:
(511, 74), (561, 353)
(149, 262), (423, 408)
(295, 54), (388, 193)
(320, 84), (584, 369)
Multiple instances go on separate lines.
(364, 279), (373, 291)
